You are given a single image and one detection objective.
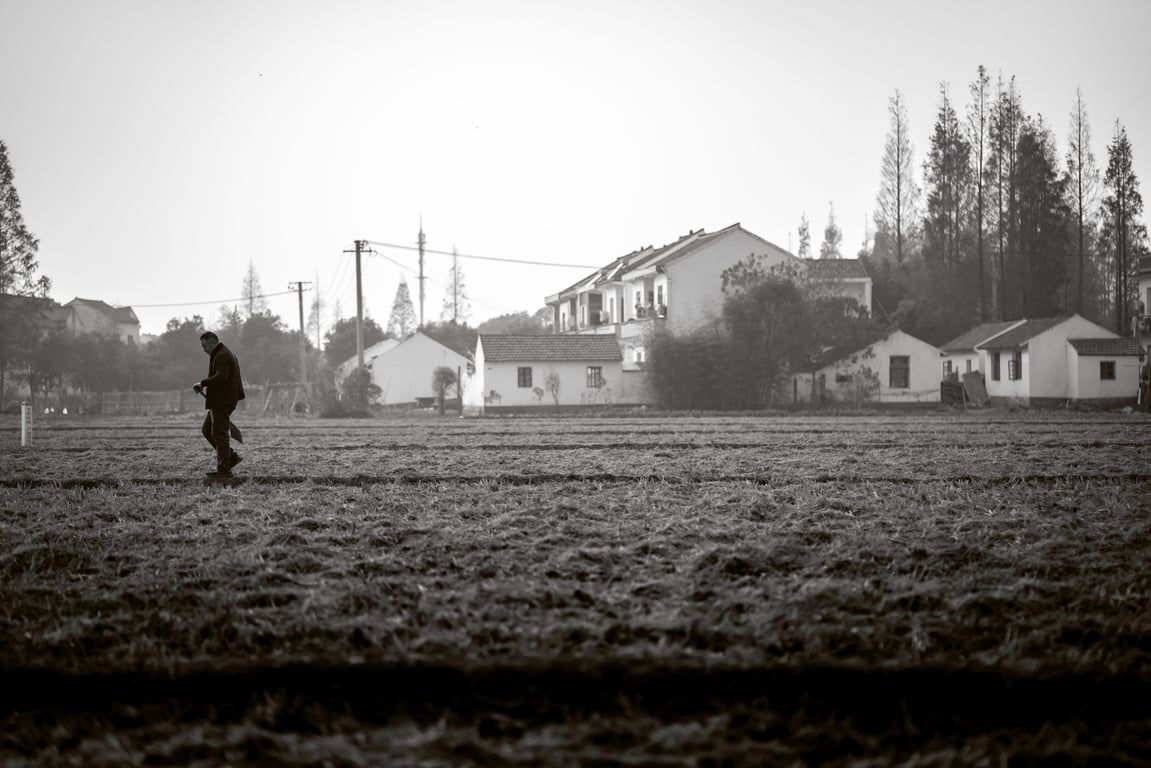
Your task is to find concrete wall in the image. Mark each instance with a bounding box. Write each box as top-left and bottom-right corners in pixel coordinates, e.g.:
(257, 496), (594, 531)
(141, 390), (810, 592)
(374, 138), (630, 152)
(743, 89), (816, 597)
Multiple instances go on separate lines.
(369, 333), (469, 405)
(791, 330), (941, 404)
(1069, 349), (1140, 400)
(664, 229), (793, 336)
(476, 360), (626, 410)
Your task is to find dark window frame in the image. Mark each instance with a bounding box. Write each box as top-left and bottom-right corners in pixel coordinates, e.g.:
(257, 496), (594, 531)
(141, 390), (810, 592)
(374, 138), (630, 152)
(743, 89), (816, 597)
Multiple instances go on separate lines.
(517, 367), (532, 388)
(889, 355), (910, 389)
(1100, 360), (1116, 380)
(586, 366), (603, 388)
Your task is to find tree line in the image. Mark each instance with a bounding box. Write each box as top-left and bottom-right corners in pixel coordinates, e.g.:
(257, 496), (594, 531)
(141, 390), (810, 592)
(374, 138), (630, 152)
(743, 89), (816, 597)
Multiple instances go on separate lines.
(864, 67), (1146, 345)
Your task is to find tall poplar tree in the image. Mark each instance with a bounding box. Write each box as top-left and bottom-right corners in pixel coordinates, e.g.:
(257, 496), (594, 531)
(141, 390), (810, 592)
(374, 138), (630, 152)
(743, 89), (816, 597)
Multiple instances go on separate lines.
(387, 277), (418, 338)
(1065, 89), (1101, 316)
(987, 75), (1023, 318)
(875, 90), (919, 264)
(1101, 121), (1146, 334)
(967, 66), (991, 319)
(440, 247), (471, 324)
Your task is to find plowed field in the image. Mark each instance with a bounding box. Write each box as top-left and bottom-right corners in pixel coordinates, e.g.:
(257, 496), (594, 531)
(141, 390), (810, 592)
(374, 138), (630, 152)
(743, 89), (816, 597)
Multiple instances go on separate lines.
(2, 411), (1150, 766)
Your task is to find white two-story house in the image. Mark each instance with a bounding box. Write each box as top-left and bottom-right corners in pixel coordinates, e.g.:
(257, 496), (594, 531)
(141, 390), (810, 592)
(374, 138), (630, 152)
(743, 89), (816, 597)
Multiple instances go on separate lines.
(544, 223), (873, 392)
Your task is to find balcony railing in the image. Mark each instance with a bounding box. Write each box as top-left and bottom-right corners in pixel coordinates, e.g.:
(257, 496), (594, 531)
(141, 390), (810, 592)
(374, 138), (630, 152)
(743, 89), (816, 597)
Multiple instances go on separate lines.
(633, 304), (667, 320)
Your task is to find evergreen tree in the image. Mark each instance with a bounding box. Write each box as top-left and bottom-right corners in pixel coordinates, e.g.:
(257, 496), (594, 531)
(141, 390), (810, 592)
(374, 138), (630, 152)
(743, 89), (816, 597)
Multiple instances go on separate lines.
(923, 82), (972, 273)
(241, 260), (268, 317)
(387, 278), (418, 338)
(323, 316), (386, 369)
(819, 203), (843, 260)
(874, 89), (919, 264)
(1101, 121), (1146, 333)
(440, 247), (471, 324)
(0, 139), (50, 400)
(1065, 89), (1101, 317)
(1015, 115), (1069, 317)
(797, 213), (812, 259)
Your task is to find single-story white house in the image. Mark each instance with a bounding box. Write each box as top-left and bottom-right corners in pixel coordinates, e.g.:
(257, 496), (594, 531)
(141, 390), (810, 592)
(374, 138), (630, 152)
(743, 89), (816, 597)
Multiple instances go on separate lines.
(940, 320), (1025, 378)
(368, 331), (471, 406)
(335, 338), (399, 385)
(465, 333), (641, 414)
(1066, 337), (1142, 403)
(978, 314), (1139, 406)
(790, 329), (942, 405)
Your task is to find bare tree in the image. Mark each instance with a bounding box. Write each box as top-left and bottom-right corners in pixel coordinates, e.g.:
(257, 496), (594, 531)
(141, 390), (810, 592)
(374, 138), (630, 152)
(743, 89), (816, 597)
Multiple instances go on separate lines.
(241, 260), (268, 317)
(440, 246), (471, 324)
(875, 90), (920, 264)
(1065, 88), (1101, 315)
(967, 65), (991, 319)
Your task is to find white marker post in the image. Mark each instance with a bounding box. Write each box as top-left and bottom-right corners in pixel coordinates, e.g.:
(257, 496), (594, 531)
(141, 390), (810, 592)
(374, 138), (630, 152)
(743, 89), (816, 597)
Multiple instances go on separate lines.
(20, 401), (32, 447)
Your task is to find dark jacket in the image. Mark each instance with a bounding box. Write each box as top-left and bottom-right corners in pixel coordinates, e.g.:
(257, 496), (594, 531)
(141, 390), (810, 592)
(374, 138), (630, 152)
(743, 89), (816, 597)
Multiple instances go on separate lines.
(201, 343), (246, 410)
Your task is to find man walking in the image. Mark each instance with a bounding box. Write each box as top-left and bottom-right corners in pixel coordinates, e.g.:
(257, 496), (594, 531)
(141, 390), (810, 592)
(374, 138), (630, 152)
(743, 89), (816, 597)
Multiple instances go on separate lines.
(194, 331), (246, 478)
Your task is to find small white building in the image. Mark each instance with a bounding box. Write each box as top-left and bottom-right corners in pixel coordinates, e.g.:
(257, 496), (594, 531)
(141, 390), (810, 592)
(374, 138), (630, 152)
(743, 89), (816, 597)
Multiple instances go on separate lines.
(939, 320), (1025, 378)
(790, 329), (942, 405)
(334, 338), (399, 385)
(368, 332), (470, 406)
(465, 334), (636, 414)
(1066, 338), (1143, 402)
(978, 314), (1137, 406)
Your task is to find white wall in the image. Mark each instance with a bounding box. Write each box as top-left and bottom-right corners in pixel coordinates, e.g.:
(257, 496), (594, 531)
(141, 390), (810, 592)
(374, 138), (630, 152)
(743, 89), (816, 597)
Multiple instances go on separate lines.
(480, 360), (625, 408)
(1029, 316), (1116, 399)
(942, 352), (981, 378)
(791, 330), (941, 404)
(1070, 350), (1140, 400)
(664, 230), (793, 335)
(983, 348), (1030, 401)
(369, 333), (470, 405)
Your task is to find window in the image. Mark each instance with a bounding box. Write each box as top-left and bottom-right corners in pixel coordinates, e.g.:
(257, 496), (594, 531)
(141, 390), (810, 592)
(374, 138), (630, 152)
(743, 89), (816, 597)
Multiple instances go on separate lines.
(1008, 350), (1023, 381)
(966, 359), (972, 373)
(889, 356), (910, 389)
(992, 352), (1001, 381)
(586, 366), (603, 388)
(1100, 361), (1116, 380)
(835, 372), (853, 384)
(517, 367), (532, 388)
(656, 285), (664, 307)
(943, 360), (953, 375)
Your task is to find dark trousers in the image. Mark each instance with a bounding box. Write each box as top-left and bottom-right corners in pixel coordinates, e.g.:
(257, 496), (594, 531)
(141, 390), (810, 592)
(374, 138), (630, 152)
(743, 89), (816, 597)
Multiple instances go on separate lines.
(201, 408), (235, 471)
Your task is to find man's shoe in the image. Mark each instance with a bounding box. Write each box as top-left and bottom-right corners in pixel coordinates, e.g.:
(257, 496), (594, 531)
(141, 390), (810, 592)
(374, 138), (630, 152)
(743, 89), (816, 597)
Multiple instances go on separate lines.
(206, 469), (233, 479)
(230, 453), (243, 469)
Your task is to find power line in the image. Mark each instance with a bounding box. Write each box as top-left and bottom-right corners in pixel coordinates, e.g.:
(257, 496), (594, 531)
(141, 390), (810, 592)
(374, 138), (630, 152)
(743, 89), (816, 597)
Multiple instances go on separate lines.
(132, 288), (306, 308)
(365, 240), (598, 270)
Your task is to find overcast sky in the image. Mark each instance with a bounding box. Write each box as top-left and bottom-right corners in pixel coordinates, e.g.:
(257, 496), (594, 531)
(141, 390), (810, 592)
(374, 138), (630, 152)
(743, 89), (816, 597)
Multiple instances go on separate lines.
(3, 0), (1149, 337)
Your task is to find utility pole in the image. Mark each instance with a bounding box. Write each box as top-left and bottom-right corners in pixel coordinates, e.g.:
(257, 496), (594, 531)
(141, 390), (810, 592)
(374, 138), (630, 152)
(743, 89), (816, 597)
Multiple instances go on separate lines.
(343, 240), (369, 368)
(288, 281), (311, 386)
(417, 219), (426, 328)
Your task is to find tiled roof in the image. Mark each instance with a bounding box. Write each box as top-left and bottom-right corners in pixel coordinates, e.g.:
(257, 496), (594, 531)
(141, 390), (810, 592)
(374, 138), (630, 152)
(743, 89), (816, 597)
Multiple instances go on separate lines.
(804, 258), (869, 280)
(481, 334), (622, 362)
(0, 293), (67, 329)
(68, 297), (139, 325)
(980, 317), (1066, 350)
(941, 321), (1022, 353)
(1068, 337), (1144, 356)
